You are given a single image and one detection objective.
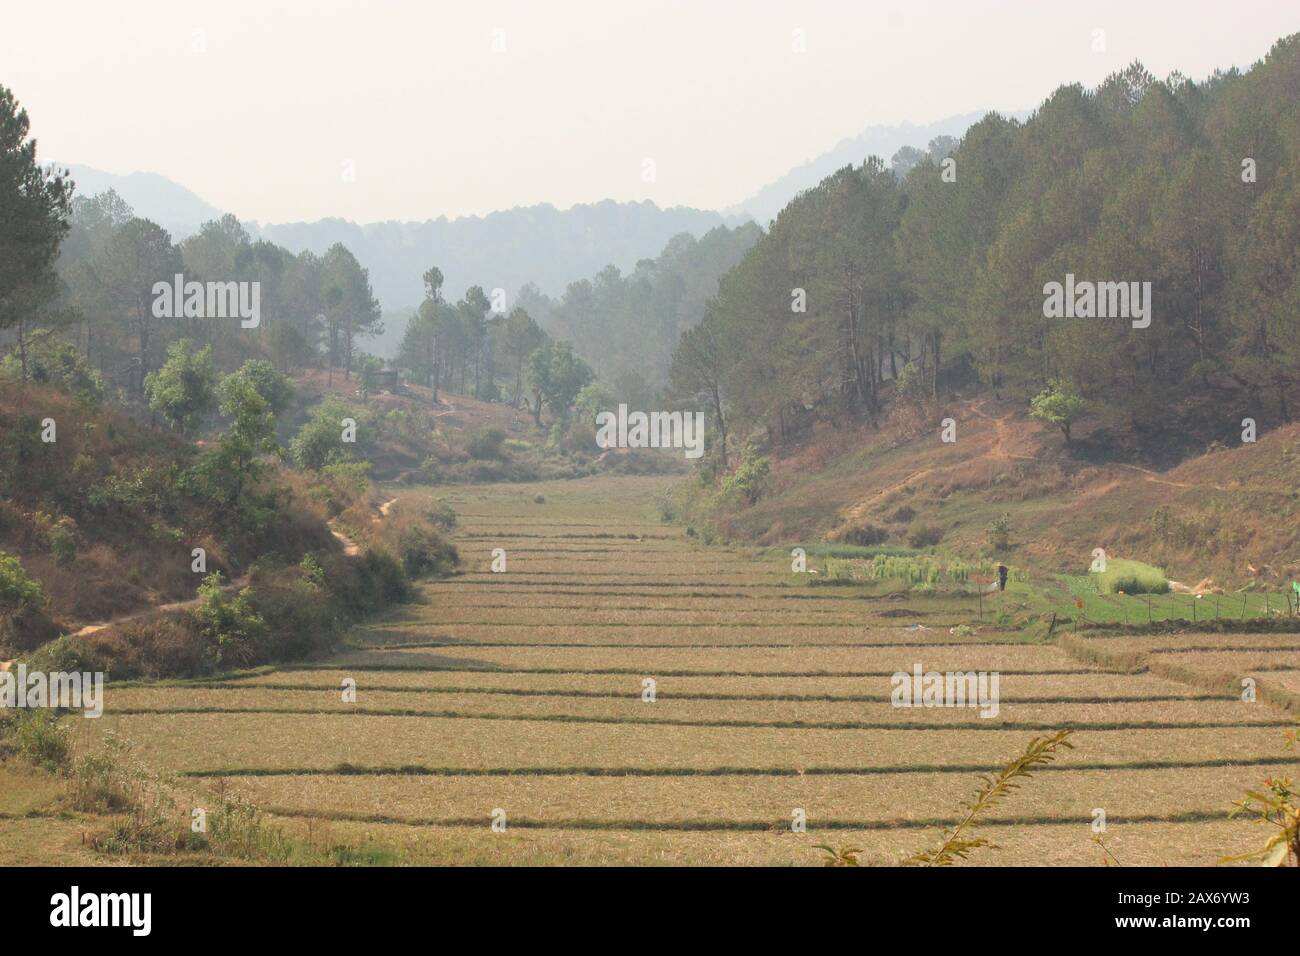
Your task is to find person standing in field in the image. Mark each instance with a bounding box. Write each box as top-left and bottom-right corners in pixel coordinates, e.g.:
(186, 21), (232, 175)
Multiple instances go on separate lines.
(997, 564), (1009, 592)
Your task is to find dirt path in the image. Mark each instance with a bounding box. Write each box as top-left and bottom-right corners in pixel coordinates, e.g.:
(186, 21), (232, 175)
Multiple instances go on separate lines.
(840, 469), (938, 525)
(330, 495), (399, 553)
(66, 575), (249, 639)
(840, 403), (1032, 526)
(330, 528), (361, 556)
(1112, 462), (1231, 493)
(967, 401), (1037, 462)
(840, 402), (1230, 527)
(13, 496), (402, 650)
(976, 402), (1223, 493)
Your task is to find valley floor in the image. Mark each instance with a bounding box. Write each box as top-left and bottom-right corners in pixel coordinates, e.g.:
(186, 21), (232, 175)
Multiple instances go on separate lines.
(7, 475), (1299, 865)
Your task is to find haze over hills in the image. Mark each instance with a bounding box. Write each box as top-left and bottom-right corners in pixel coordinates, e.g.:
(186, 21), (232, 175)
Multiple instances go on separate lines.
(726, 110), (1029, 224)
(59, 163), (223, 242)
(248, 202), (746, 312)
(58, 111), (1021, 322)
(59, 162), (745, 314)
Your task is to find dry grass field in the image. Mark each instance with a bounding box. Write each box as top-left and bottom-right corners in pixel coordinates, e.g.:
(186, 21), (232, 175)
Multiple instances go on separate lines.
(36, 474), (1292, 866)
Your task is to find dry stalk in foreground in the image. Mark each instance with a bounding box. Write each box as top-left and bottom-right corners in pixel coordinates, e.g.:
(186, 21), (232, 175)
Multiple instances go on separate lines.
(816, 730), (1075, 867)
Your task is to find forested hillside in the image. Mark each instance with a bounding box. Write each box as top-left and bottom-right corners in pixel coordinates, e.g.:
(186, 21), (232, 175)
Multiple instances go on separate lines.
(508, 223), (762, 400)
(50, 196), (382, 397)
(672, 37), (1300, 464)
(724, 110), (1004, 224)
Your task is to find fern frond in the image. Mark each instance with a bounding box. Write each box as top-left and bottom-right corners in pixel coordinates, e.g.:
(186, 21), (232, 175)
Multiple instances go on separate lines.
(905, 730), (1074, 867)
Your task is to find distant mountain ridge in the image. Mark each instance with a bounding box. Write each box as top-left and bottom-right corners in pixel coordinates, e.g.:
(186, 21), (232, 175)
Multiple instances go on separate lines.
(60, 111), (1027, 313)
(248, 201), (748, 311)
(60, 163), (223, 242)
(58, 162), (746, 313)
(726, 110), (1029, 224)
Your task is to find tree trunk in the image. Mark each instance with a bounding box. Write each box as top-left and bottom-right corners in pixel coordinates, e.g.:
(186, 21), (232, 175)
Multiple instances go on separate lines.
(344, 314), (353, 380)
(712, 383), (728, 473)
(931, 333), (942, 398)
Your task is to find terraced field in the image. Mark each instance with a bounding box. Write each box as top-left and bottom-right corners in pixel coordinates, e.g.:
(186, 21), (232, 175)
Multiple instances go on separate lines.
(81, 476), (1297, 865)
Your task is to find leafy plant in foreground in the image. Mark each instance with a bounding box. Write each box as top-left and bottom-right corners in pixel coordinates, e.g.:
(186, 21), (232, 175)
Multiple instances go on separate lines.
(1220, 725), (1299, 867)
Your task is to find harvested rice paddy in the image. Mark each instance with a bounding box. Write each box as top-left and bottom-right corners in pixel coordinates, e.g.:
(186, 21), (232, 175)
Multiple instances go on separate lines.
(77, 476), (1298, 865)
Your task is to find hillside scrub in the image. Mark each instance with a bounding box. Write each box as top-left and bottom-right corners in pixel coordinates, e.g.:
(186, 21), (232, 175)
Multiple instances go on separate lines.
(0, 379), (344, 638)
(16, 518), (457, 680)
(0, 376), (463, 666)
(671, 398), (1300, 587)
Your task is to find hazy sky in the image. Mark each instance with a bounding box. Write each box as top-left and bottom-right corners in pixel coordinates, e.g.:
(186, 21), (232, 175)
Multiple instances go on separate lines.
(4, 1), (1297, 224)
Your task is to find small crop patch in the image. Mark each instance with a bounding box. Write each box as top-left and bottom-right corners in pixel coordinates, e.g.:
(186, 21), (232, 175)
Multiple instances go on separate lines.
(1094, 559), (1170, 596)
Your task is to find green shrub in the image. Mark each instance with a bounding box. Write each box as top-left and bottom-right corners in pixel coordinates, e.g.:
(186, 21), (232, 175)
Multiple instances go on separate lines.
(466, 428), (508, 461)
(193, 572), (268, 667)
(397, 527), (459, 578)
(0, 337), (105, 404)
(322, 460), (371, 492)
(69, 747), (134, 813)
(86, 467), (164, 517)
(48, 525), (76, 566)
(290, 400), (373, 470)
(203, 799), (296, 863)
(245, 575), (339, 662)
(722, 446), (770, 504)
(841, 522), (890, 547)
(907, 523), (944, 548)
(299, 553), (326, 586)
(350, 549), (410, 610)
(80, 614), (210, 680)
(425, 501), (457, 530)
(988, 513), (1011, 551)
(144, 340), (218, 434)
(0, 549), (44, 614)
(23, 634), (93, 674)
(224, 359), (294, 416)
(11, 710), (70, 771)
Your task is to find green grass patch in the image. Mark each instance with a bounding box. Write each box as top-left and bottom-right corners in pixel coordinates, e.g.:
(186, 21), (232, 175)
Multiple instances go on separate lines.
(1094, 559), (1170, 595)
(787, 542), (918, 560)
